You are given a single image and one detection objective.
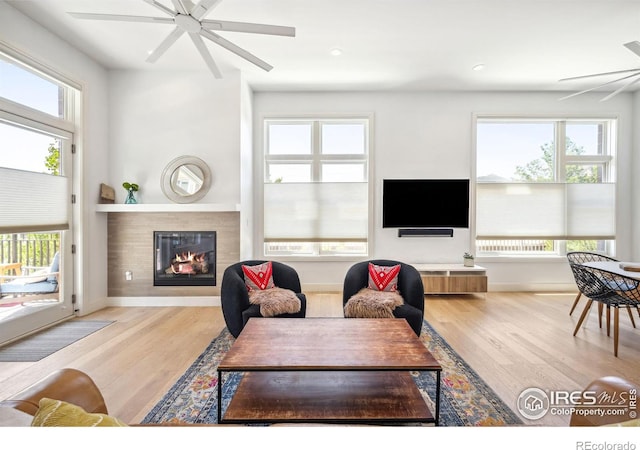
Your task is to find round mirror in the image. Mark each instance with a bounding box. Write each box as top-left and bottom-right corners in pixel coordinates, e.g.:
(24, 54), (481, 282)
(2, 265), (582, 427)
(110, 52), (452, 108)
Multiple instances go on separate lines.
(161, 156), (212, 203)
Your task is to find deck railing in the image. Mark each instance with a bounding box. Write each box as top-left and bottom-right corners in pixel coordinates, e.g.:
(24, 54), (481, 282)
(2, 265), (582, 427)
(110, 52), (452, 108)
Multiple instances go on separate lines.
(0, 234), (60, 273)
(476, 239), (550, 254)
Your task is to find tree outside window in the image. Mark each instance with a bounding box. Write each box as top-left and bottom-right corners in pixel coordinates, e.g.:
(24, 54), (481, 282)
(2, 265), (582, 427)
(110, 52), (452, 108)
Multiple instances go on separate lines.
(476, 119), (615, 256)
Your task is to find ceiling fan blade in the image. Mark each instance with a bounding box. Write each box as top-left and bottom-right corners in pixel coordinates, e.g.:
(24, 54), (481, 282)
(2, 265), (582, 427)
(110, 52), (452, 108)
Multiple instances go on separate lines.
(146, 27), (185, 63)
(189, 33), (222, 78)
(600, 75), (640, 101)
(201, 19), (295, 37)
(68, 12), (174, 25)
(558, 70), (640, 100)
(200, 29), (273, 71)
(191, 0), (224, 20)
(142, 0), (176, 17)
(559, 67), (640, 82)
(624, 41), (640, 58)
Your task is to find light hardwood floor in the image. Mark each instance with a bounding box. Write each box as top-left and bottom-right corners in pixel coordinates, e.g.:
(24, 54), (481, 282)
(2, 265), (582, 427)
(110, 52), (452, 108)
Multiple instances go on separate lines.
(0, 291), (639, 426)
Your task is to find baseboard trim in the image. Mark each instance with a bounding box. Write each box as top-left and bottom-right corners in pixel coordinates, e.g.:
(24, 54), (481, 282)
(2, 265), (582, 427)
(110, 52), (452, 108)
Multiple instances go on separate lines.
(104, 283), (575, 306)
(488, 282), (575, 292)
(106, 296), (221, 307)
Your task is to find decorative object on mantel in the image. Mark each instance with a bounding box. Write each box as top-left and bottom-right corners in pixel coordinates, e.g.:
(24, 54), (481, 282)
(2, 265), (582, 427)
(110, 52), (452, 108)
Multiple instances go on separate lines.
(463, 252), (475, 267)
(99, 183), (115, 204)
(122, 182), (139, 204)
(161, 156), (212, 204)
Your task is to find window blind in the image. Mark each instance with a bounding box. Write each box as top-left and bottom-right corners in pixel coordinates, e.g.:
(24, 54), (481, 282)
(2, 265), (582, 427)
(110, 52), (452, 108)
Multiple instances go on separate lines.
(0, 167), (69, 233)
(264, 182), (368, 242)
(476, 182), (615, 240)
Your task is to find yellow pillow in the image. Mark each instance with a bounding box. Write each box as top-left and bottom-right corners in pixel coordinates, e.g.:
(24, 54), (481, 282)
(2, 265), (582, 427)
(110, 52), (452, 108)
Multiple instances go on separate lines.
(31, 398), (127, 427)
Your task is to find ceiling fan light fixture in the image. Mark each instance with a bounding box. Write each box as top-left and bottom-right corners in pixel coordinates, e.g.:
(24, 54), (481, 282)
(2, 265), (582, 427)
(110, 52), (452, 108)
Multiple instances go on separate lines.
(559, 40), (640, 101)
(174, 13), (202, 33)
(68, 0), (295, 78)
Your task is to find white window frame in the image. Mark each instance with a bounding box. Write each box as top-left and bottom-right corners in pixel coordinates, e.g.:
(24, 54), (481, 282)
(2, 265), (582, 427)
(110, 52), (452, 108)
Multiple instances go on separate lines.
(259, 115), (373, 260)
(474, 116), (617, 258)
(0, 42), (82, 343)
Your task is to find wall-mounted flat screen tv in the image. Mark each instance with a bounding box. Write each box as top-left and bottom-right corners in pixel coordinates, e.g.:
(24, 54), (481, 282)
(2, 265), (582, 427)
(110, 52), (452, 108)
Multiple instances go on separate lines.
(382, 179), (470, 228)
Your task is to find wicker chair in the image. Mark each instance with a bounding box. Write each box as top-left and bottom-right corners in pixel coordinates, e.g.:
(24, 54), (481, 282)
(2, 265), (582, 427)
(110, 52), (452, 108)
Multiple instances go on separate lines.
(571, 263), (640, 356)
(566, 251), (618, 316)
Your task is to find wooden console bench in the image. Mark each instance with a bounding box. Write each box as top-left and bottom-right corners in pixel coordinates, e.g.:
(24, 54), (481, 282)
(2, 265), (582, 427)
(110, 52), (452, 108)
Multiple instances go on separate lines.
(413, 264), (487, 294)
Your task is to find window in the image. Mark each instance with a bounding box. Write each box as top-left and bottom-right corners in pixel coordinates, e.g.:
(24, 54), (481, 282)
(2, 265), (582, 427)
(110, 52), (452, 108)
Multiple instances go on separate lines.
(475, 118), (616, 257)
(0, 57), (64, 118)
(0, 119), (70, 233)
(263, 118), (370, 257)
(0, 51), (73, 235)
(0, 46), (76, 298)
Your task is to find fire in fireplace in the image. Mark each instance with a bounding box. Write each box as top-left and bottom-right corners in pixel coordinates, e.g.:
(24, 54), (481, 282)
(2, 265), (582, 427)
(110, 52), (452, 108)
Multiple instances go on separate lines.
(154, 231), (216, 286)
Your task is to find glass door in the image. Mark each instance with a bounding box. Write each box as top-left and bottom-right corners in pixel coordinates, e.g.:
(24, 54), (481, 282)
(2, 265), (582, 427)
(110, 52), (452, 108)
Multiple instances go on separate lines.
(0, 50), (78, 345)
(0, 121), (74, 345)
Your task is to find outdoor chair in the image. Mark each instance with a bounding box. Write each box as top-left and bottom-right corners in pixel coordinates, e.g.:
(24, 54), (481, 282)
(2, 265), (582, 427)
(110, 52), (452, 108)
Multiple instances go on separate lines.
(342, 259), (425, 336)
(220, 260), (307, 338)
(571, 263), (640, 356)
(0, 252), (60, 303)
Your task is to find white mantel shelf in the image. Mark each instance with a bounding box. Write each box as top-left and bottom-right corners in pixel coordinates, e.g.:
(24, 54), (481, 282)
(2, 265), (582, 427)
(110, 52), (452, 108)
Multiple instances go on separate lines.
(95, 203), (240, 213)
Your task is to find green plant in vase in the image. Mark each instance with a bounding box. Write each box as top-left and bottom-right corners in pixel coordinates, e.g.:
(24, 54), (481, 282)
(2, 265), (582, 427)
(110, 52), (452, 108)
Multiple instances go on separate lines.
(463, 252), (475, 267)
(122, 182), (139, 204)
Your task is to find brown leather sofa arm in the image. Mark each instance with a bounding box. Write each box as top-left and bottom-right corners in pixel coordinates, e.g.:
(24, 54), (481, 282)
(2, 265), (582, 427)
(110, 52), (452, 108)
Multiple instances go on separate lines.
(570, 376), (639, 426)
(0, 368), (108, 417)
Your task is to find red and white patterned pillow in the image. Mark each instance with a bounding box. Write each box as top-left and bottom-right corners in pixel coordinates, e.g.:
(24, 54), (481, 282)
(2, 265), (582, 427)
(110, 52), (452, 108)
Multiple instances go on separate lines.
(368, 263), (401, 292)
(242, 261), (275, 292)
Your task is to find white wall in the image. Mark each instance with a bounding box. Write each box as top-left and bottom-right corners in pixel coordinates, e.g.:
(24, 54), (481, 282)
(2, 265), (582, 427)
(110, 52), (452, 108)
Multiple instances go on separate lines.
(6, 0), (635, 296)
(253, 90), (634, 291)
(632, 91), (640, 260)
(108, 70), (242, 205)
(1, 1), (111, 315)
(239, 75), (254, 261)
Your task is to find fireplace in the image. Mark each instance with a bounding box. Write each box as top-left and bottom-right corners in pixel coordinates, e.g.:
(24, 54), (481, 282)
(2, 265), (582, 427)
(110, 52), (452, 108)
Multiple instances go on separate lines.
(154, 231), (216, 286)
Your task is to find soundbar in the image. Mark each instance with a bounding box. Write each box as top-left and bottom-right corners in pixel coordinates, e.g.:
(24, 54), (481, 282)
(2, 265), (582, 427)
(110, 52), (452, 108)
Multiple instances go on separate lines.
(398, 228), (454, 237)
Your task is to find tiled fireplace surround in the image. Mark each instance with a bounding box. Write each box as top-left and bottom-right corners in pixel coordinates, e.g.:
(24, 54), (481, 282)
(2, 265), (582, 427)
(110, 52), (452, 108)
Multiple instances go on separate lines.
(107, 211), (240, 298)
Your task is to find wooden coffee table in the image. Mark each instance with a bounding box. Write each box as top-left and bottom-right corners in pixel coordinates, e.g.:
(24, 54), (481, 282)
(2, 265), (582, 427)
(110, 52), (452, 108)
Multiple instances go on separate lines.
(217, 317), (442, 425)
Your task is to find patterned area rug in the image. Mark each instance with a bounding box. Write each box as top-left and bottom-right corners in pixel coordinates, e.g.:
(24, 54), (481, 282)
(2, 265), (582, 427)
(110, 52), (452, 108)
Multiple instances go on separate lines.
(142, 320), (523, 426)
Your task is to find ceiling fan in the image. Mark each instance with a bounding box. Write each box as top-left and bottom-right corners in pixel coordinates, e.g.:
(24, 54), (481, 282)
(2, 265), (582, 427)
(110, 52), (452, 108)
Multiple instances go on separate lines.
(559, 41), (640, 101)
(68, 0), (295, 78)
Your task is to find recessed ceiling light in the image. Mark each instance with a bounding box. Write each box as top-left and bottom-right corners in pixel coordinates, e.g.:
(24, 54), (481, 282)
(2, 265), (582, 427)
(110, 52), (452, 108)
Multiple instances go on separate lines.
(330, 48), (343, 56)
(472, 64), (486, 71)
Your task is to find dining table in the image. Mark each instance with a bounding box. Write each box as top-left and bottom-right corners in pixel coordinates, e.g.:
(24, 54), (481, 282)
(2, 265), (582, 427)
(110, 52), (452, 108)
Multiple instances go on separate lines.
(582, 261), (640, 280)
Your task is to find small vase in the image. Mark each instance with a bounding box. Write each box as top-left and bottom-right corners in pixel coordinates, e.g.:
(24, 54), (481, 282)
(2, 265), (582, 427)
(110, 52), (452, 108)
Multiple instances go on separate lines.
(464, 258), (474, 267)
(125, 189), (137, 204)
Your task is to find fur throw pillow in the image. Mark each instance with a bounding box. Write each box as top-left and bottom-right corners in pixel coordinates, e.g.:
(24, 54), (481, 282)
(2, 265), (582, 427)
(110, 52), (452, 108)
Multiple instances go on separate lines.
(344, 287), (404, 319)
(249, 287), (301, 317)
